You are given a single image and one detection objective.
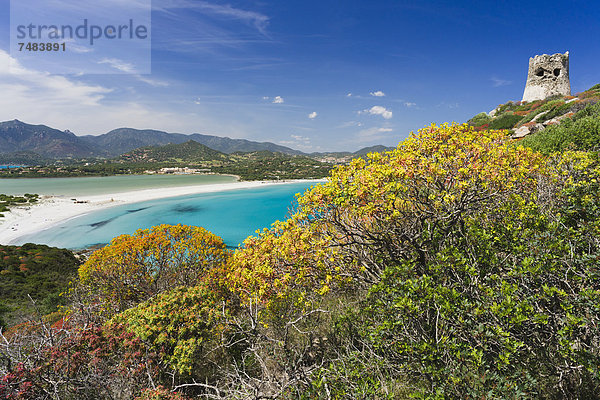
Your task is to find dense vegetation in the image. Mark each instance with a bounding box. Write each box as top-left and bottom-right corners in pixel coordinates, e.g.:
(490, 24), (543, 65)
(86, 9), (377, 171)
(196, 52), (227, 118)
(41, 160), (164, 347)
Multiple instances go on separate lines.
(0, 145), (333, 181)
(0, 120), (302, 160)
(520, 101), (600, 154)
(467, 84), (600, 133)
(1, 121), (599, 399)
(0, 243), (80, 329)
(118, 140), (229, 163)
(212, 150), (332, 180)
(0, 194), (38, 218)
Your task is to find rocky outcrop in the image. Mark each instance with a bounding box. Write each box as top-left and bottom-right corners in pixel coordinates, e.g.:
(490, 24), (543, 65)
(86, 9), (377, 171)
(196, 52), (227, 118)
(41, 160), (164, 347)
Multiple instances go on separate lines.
(543, 112), (575, 126)
(512, 122), (545, 139)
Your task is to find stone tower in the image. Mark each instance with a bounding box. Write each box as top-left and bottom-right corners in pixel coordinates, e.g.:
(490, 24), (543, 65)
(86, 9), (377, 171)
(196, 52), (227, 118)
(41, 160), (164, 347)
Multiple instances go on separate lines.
(522, 52), (571, 102)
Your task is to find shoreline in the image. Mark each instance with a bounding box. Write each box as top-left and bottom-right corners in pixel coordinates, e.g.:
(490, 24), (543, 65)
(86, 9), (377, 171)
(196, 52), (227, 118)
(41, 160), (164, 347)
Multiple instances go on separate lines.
(0, 178), (326, 246)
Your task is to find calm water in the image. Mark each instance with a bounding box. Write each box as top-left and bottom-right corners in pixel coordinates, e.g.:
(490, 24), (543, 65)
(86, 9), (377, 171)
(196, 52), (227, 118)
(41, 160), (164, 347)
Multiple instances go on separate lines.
(0, 174), (237, 196)
(12, 181), (318, 249)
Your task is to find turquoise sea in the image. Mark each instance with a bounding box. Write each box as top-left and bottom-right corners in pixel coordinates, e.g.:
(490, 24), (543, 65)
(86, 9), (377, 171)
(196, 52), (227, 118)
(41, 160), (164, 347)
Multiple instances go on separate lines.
(11, 181), (318, 249)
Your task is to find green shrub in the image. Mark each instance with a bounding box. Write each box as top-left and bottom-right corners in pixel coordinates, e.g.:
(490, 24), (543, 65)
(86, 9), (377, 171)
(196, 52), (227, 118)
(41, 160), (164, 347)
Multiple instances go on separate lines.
(290, 125), (600, 398)
(587, 83), (600, 91)
(0, 243), (80, 326)
(495, 101), (517, 115)
(488, 112), (522, 130)
(521, 101), (600, 154)
(467, 112), (492, 127)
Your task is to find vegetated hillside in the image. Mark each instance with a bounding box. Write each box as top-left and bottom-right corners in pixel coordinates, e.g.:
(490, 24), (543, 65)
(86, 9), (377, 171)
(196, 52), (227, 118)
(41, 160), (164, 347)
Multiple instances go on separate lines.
(79, 128), (180, 157)
(0, 243), (81, 329)
(0, 149), (334, 180)
(0, 151), (49, 165)
(3, 122), (599, 399)
(0, 120), (395, 165)
(309, 145), (395, 158)
(213, 150), (333, 180)
(118, 140), (229, 163)
(82, 127), (303, 156)
(519, 98), (600, 154)
(467, 84), (600, 138)
(467, 83), (600, 155)
(185, 134), (303, 155)
(352, 144), (396, 156)
(0, 122), (303, 161)
(0, 120), (97, 159)
(118, 144), (332, 180)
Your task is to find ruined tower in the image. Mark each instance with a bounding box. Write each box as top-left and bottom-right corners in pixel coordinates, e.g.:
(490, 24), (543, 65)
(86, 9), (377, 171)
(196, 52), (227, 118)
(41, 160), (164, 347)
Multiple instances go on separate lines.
(522, 52), (571, 102)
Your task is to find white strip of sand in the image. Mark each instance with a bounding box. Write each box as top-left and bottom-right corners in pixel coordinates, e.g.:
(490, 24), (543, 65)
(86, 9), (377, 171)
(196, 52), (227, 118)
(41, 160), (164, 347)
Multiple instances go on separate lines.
(0, 179), (325, 246)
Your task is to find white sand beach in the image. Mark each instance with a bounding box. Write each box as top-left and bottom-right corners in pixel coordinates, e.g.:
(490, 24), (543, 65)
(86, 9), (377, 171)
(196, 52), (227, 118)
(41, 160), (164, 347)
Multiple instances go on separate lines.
(0, 179), (325, 246)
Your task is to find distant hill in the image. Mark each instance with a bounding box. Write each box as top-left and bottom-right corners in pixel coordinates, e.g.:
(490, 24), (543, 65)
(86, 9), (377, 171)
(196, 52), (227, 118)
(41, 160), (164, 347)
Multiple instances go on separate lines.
(186, 133), (303, 155)
(79, 128), (177, 157)
(353, 145), (396, 156)
(0, 122), (306, 161)
(0, 120), (96, 159)
(0, 151), (49, 165)
(81, 128), (303, 157)
(114, 143), (333, 180)
(119, 140), (228, 163)
(0, 120), (393, 163)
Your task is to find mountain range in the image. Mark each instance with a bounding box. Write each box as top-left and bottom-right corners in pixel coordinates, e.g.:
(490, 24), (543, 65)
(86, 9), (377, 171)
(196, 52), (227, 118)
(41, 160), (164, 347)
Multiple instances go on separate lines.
(0, 120), (391, 163)
(79, 127), (303, 157)
(0, 120), (97, 159)
(118, 140), (229, 163)
(0, 120), (303, 160)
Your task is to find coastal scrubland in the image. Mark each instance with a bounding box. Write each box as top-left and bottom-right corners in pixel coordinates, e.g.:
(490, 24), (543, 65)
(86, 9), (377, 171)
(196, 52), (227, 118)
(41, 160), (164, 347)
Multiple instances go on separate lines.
(0, 147), (333, 181)
(1, 95), (600, 398)
(0, 243), (79, 329)
(0, 194), (38, 218)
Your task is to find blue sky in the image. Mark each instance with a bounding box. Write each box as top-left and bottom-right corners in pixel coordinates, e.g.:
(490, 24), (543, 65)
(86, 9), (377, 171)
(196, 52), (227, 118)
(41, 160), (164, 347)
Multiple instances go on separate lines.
(0, 0), (599, 152)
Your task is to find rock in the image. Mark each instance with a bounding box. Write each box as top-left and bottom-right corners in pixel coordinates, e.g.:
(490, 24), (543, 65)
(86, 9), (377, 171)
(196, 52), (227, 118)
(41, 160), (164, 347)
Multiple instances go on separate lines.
(532, 110), (549, 122)
(512, 123), (545, 139)
(543, 112), (575, 126)
(512, 126), (531, 138)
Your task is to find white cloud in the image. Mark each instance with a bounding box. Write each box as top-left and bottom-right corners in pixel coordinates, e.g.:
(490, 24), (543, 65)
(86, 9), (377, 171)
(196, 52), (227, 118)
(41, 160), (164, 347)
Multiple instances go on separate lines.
(404, 102), (416, 107)
(308, 111), (317, 119)
(262, 96), (270, 100)
(2, 51), (111, 107)
(291, 134), (310, 142)
(346, 93), (353, 97)
(335, 121), (362, 129)
(154, 0), (270, 34)
(491, 76), (512, 87)
(370, 90), (385, 97)
(338, 121), (363, 128)
(98, 58), (169, 87)
(362, 105), (393, 119)
(436, 102), (460, 109)
(272, 96), (284, 104)
(356, 127), (394, 142)
(99, 58), (136, 74)
(194, 1), (269, 33)
(280, 134), (312, 150)
(63, 39), (93, 54)
(362, 127), (393, 135)
(0, 50), (215, 135)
